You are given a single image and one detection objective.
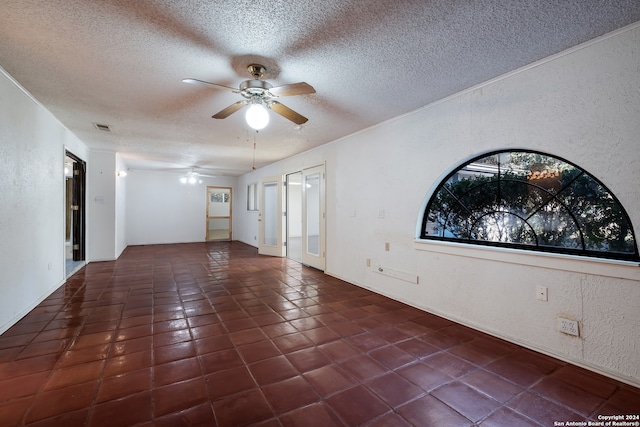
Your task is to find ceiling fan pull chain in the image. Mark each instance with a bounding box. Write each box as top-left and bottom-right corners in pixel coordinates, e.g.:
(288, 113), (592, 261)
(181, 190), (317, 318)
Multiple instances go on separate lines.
(252, 132), (257, 170)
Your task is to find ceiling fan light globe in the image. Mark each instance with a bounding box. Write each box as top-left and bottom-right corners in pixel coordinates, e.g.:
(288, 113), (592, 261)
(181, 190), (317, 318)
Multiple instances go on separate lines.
(246, 103), (269, 130)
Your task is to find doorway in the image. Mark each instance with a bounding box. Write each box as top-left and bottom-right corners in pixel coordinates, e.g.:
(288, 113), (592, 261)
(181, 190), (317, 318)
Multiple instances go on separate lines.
(206, 186), (232, 241)
(286, 172), (303, 262)
(64, 151), (86, 276)
(259, 165), (325, 270)
(300, 165), (325, 270)
(258, 176), (285, 257)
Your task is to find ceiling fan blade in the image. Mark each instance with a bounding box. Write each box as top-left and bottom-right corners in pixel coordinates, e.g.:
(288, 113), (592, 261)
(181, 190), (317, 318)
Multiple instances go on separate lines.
(268, 101), (309, 125)
(268, 82), (316, 97)
(182, 78), (239, 93)
(212, 100), (248, 119)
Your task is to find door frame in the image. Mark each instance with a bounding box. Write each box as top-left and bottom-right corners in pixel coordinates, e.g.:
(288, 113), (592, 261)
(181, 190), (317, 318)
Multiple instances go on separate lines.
(259, 165), (326, 270)
(64, 150), (86, 279)
(65, 151), (86, 262)
(206, 186), (233, 241)
(301, 165), (326, 271)
(285, 171), (303, 262)
(258, 175), (285, 257)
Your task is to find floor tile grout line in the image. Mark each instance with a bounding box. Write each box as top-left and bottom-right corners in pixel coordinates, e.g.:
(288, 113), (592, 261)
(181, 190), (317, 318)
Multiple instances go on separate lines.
(260, 290), (560, 421)
(2, 242), (639, 426)
(17, 275), (112, 426)
(193, 256), (352, 425)
(199, 255), (306, 425)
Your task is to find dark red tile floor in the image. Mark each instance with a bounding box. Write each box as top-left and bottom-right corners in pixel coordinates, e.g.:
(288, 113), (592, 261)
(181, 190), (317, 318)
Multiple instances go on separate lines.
(0, 242), (638, 426)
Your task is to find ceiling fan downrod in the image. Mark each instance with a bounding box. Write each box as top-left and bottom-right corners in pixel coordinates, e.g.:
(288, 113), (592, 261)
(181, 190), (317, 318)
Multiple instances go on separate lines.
(247, 64), (266, 79)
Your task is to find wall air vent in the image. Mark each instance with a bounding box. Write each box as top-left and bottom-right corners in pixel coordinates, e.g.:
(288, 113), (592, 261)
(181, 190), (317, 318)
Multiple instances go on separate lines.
(93, 123), (112, 132)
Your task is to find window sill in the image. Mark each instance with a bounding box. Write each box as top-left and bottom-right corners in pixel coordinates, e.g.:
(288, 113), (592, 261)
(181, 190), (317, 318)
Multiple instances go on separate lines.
(414, 239), (640, 281)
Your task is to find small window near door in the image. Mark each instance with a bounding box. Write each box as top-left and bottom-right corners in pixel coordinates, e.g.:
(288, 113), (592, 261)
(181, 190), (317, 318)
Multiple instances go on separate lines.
(247, 183), (258, 211)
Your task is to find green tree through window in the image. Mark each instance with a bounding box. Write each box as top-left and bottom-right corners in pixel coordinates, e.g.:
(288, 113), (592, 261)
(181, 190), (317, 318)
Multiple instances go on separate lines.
(421, 150), (638, 261)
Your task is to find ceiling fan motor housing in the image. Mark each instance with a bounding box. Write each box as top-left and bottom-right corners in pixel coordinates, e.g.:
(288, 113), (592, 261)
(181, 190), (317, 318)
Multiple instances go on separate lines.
(239, 79), (274, 99)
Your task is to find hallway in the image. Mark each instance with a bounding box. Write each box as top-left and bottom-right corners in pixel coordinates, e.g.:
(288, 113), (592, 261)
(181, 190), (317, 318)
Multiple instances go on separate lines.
(0, 242), (638, 426)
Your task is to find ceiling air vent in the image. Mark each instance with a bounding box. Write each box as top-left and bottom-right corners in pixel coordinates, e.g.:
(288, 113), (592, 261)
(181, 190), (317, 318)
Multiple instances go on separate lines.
(93, 123), (112, 132)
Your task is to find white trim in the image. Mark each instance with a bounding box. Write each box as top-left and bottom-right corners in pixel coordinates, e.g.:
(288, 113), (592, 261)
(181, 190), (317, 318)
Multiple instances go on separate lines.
(0, 66), (73, 131)
(414, 239), (640, 281)
(0, 279), (66, 335)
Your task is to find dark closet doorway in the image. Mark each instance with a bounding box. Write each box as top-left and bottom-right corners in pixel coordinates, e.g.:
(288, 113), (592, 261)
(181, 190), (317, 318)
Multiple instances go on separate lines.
(65, 151), (86, 276)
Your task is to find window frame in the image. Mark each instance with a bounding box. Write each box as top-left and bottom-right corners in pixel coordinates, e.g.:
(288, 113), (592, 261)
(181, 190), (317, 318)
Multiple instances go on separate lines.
(419, 149), (639, 262)
(247, 183), (258, 211)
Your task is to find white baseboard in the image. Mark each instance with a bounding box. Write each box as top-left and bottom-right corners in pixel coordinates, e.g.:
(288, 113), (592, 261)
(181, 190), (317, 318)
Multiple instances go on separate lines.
(325, 271), (640, 389)
(0, 279), (66, 335)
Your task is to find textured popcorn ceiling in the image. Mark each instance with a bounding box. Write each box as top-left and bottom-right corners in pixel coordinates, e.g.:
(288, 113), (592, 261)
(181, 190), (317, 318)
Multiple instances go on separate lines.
(1, 1), (639, 175)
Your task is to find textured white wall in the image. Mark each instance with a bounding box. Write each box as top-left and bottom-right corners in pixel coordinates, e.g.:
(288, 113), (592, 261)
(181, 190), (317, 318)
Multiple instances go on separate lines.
(235, 24), (640, 386)
(86, 150), (128, 261)
(126, 170), (237, 245)
(88, 150), (117, 261)
(115, 153), (127, 258)
(0, 67), (89, 333)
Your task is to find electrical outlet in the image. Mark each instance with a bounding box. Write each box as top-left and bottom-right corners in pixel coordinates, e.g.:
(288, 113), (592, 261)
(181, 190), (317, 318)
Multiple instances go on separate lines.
(366, 258), (371, 267)
(536, 286), (548, 301)
(557, 317), (580, 337)
(385, 242), (390, 251)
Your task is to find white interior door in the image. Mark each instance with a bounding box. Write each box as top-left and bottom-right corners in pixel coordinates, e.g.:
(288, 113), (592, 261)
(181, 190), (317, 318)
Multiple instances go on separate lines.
(301, 165), (325, 270)
(258, 176), (285, 257)
(286, 172), (303, 262)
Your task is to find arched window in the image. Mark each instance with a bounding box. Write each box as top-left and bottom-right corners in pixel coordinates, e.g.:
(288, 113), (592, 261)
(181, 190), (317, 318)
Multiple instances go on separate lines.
(421, 150), (639, 261)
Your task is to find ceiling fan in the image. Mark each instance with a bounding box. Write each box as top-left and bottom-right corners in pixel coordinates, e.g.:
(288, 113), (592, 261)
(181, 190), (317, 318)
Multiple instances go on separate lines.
(177, 167), (217, 184)
(183, 64), (316, 128)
